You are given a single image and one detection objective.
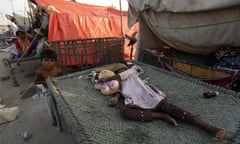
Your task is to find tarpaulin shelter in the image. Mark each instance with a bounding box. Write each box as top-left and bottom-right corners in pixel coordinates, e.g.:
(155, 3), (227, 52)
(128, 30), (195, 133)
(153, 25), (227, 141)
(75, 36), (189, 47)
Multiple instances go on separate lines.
(34, 0), (138, 59)
(127, 0), (240, 61)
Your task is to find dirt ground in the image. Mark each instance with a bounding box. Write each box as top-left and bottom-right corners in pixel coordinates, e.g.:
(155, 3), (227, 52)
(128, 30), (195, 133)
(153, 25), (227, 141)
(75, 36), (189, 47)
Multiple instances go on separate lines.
(0, 51), (76, 144)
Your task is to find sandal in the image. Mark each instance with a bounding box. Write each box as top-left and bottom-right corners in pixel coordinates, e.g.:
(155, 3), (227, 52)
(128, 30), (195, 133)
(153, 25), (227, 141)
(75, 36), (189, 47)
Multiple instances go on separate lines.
(203, 91), (219, 98)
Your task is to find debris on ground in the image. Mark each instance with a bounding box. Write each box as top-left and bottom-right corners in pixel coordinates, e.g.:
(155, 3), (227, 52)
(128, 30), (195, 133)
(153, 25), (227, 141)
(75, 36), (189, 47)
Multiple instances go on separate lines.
(20, 131), (33, 141)
(0, 106), (20, 124)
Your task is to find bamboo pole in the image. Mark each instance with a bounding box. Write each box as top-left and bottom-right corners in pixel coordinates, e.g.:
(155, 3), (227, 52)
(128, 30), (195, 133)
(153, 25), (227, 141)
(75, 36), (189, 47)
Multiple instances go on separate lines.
(119, 0), (123, 37)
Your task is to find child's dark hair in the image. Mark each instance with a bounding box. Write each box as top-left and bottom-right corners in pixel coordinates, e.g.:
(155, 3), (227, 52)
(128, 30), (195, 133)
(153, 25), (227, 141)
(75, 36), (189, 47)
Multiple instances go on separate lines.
(40, 49), (57, 61)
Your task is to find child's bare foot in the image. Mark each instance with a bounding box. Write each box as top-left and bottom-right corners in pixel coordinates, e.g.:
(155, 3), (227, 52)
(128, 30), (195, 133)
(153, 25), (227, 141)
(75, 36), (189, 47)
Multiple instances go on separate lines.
(193, 118), (226, 142)
(206, 124), (226, 141)
(212, 129), (226, 142)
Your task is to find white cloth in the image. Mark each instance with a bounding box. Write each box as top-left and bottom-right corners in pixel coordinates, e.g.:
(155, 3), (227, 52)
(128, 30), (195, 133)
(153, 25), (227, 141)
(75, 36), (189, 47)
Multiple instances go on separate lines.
(0, 106), (20, 124)
(35, 38), (46, 57)
(119, 67), (166, 109)
(8, 22), (18, 36)
(0, 44), (18, 55)
(127, 0), (240, 59)
(127, 0), (240, 13)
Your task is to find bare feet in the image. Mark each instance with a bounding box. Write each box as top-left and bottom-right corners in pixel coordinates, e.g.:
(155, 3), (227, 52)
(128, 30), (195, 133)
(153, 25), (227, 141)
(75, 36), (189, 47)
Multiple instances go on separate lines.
(193, 118), (226, 141)
(212, 129), (226, 142)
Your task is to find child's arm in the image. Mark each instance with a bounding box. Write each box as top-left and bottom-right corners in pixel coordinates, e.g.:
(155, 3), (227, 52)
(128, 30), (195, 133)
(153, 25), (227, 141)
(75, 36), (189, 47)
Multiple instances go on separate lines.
(58, 68), (64, 76)
(33, 70), (47, 86)
(109, 92), (121, 107)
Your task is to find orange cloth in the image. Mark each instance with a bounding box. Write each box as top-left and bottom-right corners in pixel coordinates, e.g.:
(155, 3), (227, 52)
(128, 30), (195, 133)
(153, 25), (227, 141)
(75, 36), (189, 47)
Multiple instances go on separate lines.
(35, 0), (138, 60)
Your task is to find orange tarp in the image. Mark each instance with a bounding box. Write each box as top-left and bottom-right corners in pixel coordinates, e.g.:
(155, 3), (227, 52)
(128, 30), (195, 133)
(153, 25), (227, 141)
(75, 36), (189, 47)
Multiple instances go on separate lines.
(35, 0), (137, 59)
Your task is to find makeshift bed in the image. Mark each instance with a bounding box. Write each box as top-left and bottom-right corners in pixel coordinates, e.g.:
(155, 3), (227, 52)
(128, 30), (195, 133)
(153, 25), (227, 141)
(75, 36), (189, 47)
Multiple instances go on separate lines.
(47, 62), (240, 144)
(142, 48), (239, 90)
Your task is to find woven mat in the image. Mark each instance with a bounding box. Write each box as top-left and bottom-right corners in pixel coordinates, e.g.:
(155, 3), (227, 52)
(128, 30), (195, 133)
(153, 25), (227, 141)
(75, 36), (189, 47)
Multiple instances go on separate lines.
(47, 62), (240, 144)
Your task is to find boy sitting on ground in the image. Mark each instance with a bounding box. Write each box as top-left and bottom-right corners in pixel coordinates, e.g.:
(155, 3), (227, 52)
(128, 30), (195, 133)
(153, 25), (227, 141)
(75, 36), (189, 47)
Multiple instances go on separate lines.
(34, 49), (63, 126)
(34, 49), (63, 87)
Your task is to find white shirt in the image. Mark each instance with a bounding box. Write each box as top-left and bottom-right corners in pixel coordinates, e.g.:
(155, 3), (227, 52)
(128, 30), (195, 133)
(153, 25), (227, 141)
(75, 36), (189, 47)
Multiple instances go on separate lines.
(9, 22), (18, 35)
(119, 67), (166, 109)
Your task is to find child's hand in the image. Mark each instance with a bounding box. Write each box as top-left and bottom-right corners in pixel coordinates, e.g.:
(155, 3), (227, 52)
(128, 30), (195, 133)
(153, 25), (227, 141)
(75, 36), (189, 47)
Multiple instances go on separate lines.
(109, 96), (119, 107)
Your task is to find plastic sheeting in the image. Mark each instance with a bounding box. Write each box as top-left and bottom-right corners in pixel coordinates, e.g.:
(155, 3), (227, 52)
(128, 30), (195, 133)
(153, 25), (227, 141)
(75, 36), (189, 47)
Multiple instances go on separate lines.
(35, 0), (138, 59)
(127, 0), (240, 60)
(35, 0), (128, 39)
(0, 106), (20, 124)
(127, 0), (240, 13)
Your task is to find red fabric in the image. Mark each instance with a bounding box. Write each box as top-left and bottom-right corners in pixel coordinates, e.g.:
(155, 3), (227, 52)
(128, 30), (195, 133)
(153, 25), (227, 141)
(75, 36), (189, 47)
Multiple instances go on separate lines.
(15, 37), (33, 50)
(16, 39), (21, 49)
(35, 0), (138, 60)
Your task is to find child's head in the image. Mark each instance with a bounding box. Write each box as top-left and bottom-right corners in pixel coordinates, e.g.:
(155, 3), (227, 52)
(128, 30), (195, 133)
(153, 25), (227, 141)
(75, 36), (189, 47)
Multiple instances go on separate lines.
(40, 49), (57, 70)
(40, 49), (57, 61)
(16, 29), (26, 39)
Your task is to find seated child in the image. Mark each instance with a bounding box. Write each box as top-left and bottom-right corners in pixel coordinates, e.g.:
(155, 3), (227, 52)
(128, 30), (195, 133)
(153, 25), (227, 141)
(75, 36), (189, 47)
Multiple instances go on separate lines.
(34, 49), (63, 87)
(34, 49), (63, 126)
(15, 29), (34, 58)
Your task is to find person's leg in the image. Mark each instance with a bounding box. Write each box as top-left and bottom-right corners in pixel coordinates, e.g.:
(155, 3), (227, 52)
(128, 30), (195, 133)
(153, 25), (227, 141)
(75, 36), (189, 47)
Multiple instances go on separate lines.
(120, 104), (177, 126)
(152, 112), (178, 126)
(156, 99), (197, 123)
(193, 118), (226, 141)
(157, 99), (226, 141)
(120, 105), (153, 122)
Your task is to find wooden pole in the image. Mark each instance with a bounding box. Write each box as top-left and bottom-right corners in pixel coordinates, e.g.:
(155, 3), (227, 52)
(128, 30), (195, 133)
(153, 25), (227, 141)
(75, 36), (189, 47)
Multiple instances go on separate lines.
(119, 0), (123, 37)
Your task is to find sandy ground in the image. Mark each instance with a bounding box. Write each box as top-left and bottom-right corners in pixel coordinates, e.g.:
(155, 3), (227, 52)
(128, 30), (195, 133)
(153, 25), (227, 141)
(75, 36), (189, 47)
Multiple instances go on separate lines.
(0, 50), (75, 144)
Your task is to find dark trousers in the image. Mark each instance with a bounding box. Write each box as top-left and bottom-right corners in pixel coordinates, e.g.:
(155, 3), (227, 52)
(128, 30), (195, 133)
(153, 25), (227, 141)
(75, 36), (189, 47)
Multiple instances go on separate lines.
(120, 99), (197, 124)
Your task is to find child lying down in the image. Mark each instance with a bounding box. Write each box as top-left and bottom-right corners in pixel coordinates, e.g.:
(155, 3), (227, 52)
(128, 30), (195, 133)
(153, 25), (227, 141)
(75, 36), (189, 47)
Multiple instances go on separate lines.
(90, 63), (226, 142)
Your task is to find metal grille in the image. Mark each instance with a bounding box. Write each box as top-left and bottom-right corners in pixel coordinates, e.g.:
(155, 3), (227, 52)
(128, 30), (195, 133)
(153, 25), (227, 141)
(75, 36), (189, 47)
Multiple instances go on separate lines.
(49, 37), (124, 70)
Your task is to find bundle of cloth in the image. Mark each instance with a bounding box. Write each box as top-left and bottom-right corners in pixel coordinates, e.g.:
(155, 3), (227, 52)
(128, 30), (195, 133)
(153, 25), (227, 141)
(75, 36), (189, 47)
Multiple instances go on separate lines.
(87, 62), (144, 96)
(0, 97), (20, 124)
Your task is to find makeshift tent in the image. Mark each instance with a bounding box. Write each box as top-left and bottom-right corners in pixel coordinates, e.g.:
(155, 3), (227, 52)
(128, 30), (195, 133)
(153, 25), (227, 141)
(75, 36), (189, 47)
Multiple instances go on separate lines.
(34, 0), (138, 59)
(127, 0), (240, 60)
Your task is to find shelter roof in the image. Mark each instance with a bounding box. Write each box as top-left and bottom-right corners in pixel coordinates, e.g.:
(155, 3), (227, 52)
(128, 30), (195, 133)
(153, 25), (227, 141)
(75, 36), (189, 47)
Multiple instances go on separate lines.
(35, 0), (127, 17)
